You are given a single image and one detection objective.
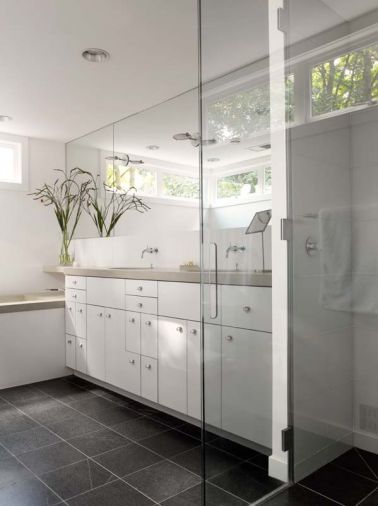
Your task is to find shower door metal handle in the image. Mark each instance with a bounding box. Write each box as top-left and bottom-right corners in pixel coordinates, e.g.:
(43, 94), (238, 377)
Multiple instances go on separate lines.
(210, 242), (219, 319)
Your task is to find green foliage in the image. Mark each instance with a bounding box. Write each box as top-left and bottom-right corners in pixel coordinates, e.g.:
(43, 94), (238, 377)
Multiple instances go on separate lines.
(162, 173), (199, 199)
(217, 171), (258, 199)
(106, 164), (157, 196)
(311, 43), (378, 116)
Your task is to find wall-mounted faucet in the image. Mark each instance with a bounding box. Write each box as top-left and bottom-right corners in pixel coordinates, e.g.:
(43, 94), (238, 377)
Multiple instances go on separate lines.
(225, 244), (246, 258)
(141, 246), (159, 259)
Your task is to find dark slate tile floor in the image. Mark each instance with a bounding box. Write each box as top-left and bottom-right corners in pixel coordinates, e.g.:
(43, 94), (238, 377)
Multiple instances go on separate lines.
(0, 376), (283, 505)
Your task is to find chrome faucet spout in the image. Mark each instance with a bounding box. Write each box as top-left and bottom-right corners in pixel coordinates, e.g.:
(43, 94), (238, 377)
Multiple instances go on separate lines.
(225, 244), (246, 258)
(141, 246), (159, 259)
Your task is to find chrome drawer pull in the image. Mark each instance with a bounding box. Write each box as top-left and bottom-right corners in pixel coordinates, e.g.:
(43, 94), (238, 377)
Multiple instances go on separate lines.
(190, 329), (197, 335)
(73, 280), (77, 285)
(129, 318), (135, 323)
(137, 286), (143, 291)
(138, 303), (143, 308)
(106, 313), (111, 319)
(78, 309), (83, 314)
(72, 294), (77, 299)
(79, 343), (84, 348)
(68, 306), (73, 311)
(225, 335), (233, 341)
(129, 359), (135, 364)
(145, 364), (152, 369)
(176, 326), (184, 333)
(98, 312), (103, 317)
(243, 306), (251, 313)
(67, 339), (72, 344)
(145, 320), (152, 326)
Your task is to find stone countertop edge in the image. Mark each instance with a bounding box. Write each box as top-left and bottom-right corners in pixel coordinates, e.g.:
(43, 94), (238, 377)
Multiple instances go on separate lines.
(0, 299), (65, 314)
(44, 265), (272, 288)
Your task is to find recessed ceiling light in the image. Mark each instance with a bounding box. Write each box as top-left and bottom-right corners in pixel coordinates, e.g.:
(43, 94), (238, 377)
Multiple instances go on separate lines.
(0, 115), (12, 122)
(207, 157), (220, 162)
(247, 143), (271, 152)
(82, 48), (110, 63)
(146, 145), (160, 150)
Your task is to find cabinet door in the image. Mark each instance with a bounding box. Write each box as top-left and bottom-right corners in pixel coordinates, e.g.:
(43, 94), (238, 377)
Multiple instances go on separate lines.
(65, 335), (75, 369)
(75, 303), (87, 339)
(87, 277), (125, 309)
(125, 352), (140, 396)
(141, 314), (158, 359)
(221, 286), (272, 332)
(222, 326), (272, 447)
(141, 356), (158, 402)
(75, 337), (87, 374)
(126, 311), (141, 354)
(204, 324), (222, 429)
(158, 282), (200, 321)
(86, 305), (105, 381)
(126, 280), (157, 298)
(65, 302), (75, 336)
(105, 308), (127, 389)
(158, 317), (187, 414)
(187, 322), (201, 419)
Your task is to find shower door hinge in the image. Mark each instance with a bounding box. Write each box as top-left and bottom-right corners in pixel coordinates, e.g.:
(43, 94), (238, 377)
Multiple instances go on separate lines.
(277, 1), (289, 33)
(280, 218), (292, 241)
(281, 426), (293, 452)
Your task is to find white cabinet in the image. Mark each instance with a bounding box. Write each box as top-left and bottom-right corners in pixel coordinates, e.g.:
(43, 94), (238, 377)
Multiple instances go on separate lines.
(75, 303), (87, 339)
(126, 280), (157, 298)
(65, 289), (86, 304)
(125, 351), (140, 395)
(126, 295), (157, 315)
(141, 314), (158, 358)
(221, 326), (272, 447)
(221, 286), (272, 332)
(86, 305), (106, 381)
(75, 337), (87, 374)
(105, 309), (127, 390)
(65, 335), (75, 369)
(204, 324), (222, 428)
(65, 303), (75, 336)
(158, 317), (187, 414)
(126, 311), (141, 354)
(87, 277), (125, 309)
(158, 282), (200, 321)
(187, 321), (201, 419)
(66, 276), (86, 290)
(141, 356), (158, 402)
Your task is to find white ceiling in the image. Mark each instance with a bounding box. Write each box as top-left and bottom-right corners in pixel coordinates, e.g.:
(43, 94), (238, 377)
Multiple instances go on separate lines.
(0, 0), (198, 141)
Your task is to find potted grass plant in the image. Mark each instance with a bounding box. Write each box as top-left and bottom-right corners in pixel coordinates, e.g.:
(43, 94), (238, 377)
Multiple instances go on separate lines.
(30, 168), (93, 265)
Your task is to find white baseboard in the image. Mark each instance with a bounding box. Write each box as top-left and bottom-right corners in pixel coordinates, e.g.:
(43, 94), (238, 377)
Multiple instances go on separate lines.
(269, 454), (288, 481)
(354, 431), (378, 454)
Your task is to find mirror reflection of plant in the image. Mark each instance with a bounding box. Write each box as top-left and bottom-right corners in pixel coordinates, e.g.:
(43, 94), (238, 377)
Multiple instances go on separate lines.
(80, 170), (150, 237)
(30, 168), (93, 265)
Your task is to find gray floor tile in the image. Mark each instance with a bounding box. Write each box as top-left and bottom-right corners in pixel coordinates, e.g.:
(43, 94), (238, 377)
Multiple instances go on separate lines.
(0, 426), (60, 455)
(110, 416), (169, 441)
(41, 458), (116, 500)
(139, 429), (200, 458)
(34, 379), (95, 403)
(171, 445), (241, 478)
(18, 397), (77, 425)
(0, 444), (11, 461)
(68, 428), (130, 457)
(0, 455), (33, 487)
(125, 460), (201, 503)
(46, 412), (103, 439)
(0, 410), (37, 436)
(161, 482), (248, 506)
(0, 477), (62, 505)
(0, 385), (48, 404)
(94, 443), (162, 477)
(18, 441), (84, 475)
(67, 479), (154, 506)
(262, 484), (338, 505)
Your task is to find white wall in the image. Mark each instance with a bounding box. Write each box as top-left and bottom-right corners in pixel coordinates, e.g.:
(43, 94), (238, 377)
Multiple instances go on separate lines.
(0, 137), (65, 295)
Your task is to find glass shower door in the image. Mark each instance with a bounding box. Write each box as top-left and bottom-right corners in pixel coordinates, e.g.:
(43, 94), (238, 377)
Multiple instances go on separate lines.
(199, 1), (290, 503)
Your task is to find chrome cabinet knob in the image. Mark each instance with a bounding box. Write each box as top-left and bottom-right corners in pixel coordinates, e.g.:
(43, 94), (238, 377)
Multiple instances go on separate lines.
(78, 309), (83, 314)
(129, 359), (135, 364)
(129, 318), (135, 323)
(243, 306), (251, 313)
(137, 286), (143, 291)
(67, 339), (72, 344)
(98, 312), (103, 317)
(73, 294), (77, 299)
(106, 313), (111, 319)
(145, 364), (152, 369)
(138, 303), (143, 308)
(73, 280), (77, 285)
(176, 326), (184, 333)
(79, 343), (83, 348)
(68, 306), (73, 311)
(225, 335), (233, 341)
(190, 329), (197, 335)
(145, 320), (151, 326)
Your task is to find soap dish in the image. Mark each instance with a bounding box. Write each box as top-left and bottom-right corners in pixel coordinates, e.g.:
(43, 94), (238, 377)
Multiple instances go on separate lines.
(179, 264), (200, 272)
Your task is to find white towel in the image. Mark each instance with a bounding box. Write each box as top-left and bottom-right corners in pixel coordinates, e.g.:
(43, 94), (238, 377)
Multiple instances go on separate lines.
(319, 207), (352, 312)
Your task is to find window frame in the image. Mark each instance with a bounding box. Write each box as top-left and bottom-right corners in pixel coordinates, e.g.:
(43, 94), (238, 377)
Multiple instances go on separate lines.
(0, 133), (29, 191)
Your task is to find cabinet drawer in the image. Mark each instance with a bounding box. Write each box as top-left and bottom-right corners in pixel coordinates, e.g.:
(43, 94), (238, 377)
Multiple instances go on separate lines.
(75, 337), (87, 374)
(65, 335), (75, 369)
(126, 296), (157, 315)
(126, 311), (140, 354)
(126, 280), (157, 298)
(158, 282), (200, 321)
(66, 289), (86, 304)
(141, 356), (158, 402)
(221, 286), (272, 332)
(65, 276), (86, 290)
(141, 314), (158, 358)
(87, 277), (125, 309)
(125, 352), (140, 396)
(65, 302), (76, 336)
(75, 303), (87, 339)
